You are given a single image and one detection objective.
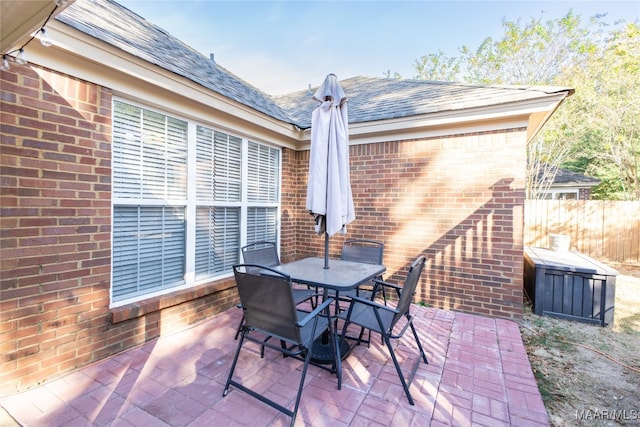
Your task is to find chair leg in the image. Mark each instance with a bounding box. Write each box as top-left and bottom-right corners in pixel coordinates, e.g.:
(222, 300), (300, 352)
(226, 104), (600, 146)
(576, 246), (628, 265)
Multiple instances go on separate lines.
(309, 285), (318, 308)
(383, 333), (415, 405)
(409, 321), (429, 364)
(289, 344), (313, 426)
(235, 313), (244, 340)
(224, 330), (311, 427)
(223, 329), (246, 396)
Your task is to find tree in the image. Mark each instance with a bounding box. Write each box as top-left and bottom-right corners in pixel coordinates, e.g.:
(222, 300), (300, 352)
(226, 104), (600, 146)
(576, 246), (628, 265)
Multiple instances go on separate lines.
(414, 50), (461, 81)
(461, 11), (600, 85)
(414, 11), (599, 85)
(558, 23), (640, 200)
(383, 69), (403, 79)
(410, 11), (640, 200)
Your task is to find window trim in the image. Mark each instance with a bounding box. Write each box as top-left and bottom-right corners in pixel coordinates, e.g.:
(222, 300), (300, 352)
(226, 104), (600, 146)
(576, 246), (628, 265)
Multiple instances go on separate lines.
(541, 188), (580, 200)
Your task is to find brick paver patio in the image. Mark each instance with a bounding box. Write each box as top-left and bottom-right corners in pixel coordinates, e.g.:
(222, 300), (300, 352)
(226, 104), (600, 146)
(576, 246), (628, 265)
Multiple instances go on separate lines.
(0, 305), (549, 426)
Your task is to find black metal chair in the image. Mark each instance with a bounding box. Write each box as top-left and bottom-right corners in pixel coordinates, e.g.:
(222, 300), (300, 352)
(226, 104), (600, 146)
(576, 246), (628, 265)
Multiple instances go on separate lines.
(340, 239), (386, 303)
(337, 239), (386, 343)
(241, 241), (281, 269)
(224, 264), (336, 427)
(235, 241), (316, 339)
(338, 255), (428, 405)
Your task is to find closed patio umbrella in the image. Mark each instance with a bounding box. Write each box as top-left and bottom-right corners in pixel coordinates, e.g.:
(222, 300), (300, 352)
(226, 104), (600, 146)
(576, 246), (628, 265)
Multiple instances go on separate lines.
(306, 74), (355, 269)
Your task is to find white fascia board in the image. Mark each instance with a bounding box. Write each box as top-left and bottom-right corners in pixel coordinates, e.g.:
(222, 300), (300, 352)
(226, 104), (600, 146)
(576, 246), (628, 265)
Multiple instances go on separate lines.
(353, 95), (566, 135)
(546, 183), (599, 189)
(32, 22), (302, 148)
(296, 116), (529, 150)
(297, 95), (563, 148)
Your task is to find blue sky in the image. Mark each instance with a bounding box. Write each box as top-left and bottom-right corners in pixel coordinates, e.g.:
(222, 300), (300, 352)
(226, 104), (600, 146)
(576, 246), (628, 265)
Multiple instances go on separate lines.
(118, 0), (638, 95)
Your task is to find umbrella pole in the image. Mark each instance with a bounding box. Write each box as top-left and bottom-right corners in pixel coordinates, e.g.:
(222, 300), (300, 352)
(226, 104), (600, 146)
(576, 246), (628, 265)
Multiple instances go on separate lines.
(324, 232), (329, 269)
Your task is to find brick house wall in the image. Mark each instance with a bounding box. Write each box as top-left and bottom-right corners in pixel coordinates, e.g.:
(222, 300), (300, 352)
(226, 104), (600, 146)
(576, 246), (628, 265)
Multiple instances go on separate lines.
(1, 63), (527, 393)
(284, 133), (526, 320)
(1, 64), (112, 392)
(579, 188), (591, 200)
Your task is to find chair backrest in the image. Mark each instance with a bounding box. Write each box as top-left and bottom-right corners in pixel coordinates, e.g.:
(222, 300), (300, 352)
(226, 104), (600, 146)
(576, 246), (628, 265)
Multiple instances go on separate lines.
(391, 256), (426, 326)
(341, 239), (384, 265)
(233, 264), (301, 343)
(241, 241), (280, 268)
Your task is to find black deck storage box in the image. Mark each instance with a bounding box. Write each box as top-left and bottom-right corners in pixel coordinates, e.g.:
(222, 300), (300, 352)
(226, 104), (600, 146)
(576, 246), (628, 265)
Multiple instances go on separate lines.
(524, 247), (617, 326)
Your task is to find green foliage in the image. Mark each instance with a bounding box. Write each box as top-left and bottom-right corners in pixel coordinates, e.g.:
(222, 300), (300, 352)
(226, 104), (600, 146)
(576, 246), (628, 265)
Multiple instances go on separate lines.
(414, 50), (461, 81)
(383, 69), (403, 79)
(412, 11), (640, 200)
(556, 22), (640, 200)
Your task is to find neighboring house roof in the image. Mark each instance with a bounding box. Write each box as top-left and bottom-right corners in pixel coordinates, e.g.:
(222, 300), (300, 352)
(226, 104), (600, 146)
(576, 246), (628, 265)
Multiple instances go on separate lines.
(56, 0), (572, 131)
(536, 164), (601, 188)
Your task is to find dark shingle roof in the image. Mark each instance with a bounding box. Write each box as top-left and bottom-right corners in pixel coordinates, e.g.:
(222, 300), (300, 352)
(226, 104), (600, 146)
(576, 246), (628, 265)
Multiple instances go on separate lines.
(57, 0), (572, 131)
(275, 76), (573, 129)
(537, 164), (601, 186)
(57, 0), (293, 123)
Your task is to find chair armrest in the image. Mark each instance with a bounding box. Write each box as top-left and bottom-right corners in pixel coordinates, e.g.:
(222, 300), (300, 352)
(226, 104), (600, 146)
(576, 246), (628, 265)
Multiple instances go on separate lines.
(372, 278), (402, 291)
(295, 292), (323, 305)
(348, 295), (400, 315)
(297, 298), (334, 328)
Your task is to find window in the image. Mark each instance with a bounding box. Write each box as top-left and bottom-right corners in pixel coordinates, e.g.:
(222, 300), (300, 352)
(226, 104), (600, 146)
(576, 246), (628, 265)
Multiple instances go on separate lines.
(112, 100), (280, 305)
(542, 190), (579, 200)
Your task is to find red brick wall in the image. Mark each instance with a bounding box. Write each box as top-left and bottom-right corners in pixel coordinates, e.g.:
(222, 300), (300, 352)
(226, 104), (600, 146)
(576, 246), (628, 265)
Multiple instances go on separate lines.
(579, 188), (591, 200)
(283, 133), (527, 320)
(1, 64), (113, 393)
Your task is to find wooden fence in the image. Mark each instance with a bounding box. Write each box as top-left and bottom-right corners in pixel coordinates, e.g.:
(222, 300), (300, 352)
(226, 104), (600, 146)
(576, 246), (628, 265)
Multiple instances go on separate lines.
(524, 200), (640, 264)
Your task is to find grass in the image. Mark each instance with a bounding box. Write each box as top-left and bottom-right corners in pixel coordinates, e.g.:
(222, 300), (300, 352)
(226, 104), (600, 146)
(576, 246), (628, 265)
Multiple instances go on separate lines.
(521, 308), (578, 351)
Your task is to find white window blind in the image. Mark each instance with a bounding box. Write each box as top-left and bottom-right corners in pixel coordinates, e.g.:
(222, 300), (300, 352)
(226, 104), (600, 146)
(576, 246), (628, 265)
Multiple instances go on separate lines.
(247, 207), (277, 244)
(113, 102), (187, 199)
(112, 206), (186, 301)
(195, 207), (240, 278)
(196, 126), (242, 201)
(247, 141), (279, 203)
(111, 101), (281, 305)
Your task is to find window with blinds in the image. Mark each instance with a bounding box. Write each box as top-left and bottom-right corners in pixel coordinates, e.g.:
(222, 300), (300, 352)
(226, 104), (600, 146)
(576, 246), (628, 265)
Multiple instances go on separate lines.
(111, 100), (280, 305)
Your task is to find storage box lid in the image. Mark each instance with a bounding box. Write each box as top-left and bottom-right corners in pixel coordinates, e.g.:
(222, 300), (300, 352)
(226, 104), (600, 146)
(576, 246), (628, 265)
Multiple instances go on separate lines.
(524, 246), (618, 276)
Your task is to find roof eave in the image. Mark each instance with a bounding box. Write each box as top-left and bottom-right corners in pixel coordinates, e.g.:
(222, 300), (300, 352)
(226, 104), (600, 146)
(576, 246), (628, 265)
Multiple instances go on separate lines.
(316, 93), (571, 147)
(545, 182), (601, 188)
(0, 0), (76, 54)
(526, 88), (574, 142)
(35, 21), (302, 147)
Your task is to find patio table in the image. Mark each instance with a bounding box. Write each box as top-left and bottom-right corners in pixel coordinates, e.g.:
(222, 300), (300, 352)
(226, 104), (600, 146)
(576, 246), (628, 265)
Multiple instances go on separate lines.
(270, 257), (386, 389)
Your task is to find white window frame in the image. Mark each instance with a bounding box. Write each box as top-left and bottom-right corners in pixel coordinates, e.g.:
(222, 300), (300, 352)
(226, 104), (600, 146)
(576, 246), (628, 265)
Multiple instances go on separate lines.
(541, 188), (579, 200)
(110, 99), (281, 307)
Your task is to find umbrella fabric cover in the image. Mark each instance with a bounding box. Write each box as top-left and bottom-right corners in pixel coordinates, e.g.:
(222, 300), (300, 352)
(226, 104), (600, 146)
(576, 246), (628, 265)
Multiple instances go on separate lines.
(306, 74), (355, 236)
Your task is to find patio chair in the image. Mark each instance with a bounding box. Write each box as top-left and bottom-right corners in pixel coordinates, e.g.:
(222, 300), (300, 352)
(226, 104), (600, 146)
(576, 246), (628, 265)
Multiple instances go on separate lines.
(338, 255), (428, 405)
(337, 239), (385, 343)
(224, 264), (336, 427)
(235, 241), (316, 339)
(340, 239), (386, 303)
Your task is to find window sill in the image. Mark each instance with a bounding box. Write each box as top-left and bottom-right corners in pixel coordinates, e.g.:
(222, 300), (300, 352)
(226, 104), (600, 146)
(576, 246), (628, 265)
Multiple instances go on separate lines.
(110, 278), (236, 324)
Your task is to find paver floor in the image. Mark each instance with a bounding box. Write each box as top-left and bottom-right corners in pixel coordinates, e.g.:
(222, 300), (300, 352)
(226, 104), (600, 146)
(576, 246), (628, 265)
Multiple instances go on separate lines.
(0, 305), (549, 426)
